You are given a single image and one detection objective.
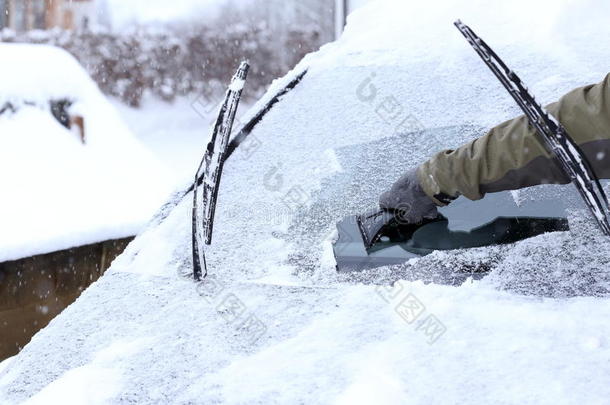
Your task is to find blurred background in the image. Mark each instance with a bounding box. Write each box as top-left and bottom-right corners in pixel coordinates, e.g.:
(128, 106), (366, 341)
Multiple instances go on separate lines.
(0, 0), (373, 105)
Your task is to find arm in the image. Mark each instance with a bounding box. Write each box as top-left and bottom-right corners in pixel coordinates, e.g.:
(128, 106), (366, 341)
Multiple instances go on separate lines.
(418, 73), (610, 205)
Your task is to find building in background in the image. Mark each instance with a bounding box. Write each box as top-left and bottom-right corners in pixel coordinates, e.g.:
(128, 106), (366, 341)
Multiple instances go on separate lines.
(335, 0), (371, 38)
(0, 0), (96, 31)
(0, 0), (370, 35)
(264, 0), (335, 43)
(266, 0), (370, 43)
(260, 0), (335, 67)
(259, 0), (372, 66)
(0, 1), (6, 29)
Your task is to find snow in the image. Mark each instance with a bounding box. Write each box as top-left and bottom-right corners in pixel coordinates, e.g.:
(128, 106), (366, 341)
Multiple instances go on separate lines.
(110, 96), (217, 187)
(2, 0), (610, 403)
(228, 78), (246, 92)
(0, 358), (13, 374)
(0, 44), (98, 105)
(23, 366), (123, 405)
(0, 44), (173, 262)
(110, 95), (254, 190)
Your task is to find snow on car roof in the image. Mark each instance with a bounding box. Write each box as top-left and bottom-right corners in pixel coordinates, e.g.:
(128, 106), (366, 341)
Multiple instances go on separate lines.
(0, 43), (173, 262)
(2, 1), (610, 403)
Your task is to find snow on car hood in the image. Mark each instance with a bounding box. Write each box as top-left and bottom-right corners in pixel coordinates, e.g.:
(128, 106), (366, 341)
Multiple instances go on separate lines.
(0, 44), (173, 262)
(2, 1), (610, 403)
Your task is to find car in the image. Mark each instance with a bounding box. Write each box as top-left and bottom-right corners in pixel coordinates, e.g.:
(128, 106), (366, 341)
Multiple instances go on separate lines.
(2, 2), (610, 403)
(0, 43), (172, 361)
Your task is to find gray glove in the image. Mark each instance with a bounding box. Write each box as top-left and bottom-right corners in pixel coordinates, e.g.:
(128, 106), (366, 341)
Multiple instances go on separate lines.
(379, 168), (439, 224)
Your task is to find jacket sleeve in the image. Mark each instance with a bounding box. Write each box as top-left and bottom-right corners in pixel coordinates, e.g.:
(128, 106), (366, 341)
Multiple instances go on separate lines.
(418, 73), (610, 206)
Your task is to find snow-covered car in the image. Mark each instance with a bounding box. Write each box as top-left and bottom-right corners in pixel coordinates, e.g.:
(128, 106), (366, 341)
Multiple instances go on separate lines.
(0, 43), (173, 359)
(2, 1), (610, 403)
(0, 43), (172, 263)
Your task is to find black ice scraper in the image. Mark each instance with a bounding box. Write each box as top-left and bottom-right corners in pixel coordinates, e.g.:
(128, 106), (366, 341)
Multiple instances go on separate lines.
(356, 209), (397, 249)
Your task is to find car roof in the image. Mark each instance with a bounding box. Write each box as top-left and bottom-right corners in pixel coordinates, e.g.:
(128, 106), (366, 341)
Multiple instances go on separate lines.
(0, 43), (172, 262)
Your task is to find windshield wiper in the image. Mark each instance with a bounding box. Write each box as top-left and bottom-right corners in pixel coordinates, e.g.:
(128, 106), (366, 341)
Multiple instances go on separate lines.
(192, 61), (249, 280)
(455, 20), (610, 236)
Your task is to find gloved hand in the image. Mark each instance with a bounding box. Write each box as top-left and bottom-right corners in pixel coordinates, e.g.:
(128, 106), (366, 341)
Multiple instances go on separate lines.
(379, 168), (439, 224)
(358, 169), (441, 248)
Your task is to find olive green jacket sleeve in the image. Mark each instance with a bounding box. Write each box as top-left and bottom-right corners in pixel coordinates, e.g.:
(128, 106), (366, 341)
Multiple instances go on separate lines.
(418, 73), (610, 206)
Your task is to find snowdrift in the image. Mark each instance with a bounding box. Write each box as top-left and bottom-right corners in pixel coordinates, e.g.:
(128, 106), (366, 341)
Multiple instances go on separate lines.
(2, 1), (610, 404)
(0, 43), (172, 262)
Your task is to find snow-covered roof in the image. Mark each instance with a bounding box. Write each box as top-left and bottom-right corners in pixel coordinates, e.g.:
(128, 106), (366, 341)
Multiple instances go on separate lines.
(0, 44), (173, 262)
(2, 0), (610, 403)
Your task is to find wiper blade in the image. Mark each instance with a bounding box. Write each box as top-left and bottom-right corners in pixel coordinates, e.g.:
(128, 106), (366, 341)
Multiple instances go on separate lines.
(192, 61), (249, 280)
(455, 20), (610, 236)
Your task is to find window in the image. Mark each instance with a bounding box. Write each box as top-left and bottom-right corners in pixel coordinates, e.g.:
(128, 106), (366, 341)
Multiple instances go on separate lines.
(3, 0), (46, 31)
(11, 0), (26, 31)
(31, 0), (45, 30)
(0, 0), (6, 29)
